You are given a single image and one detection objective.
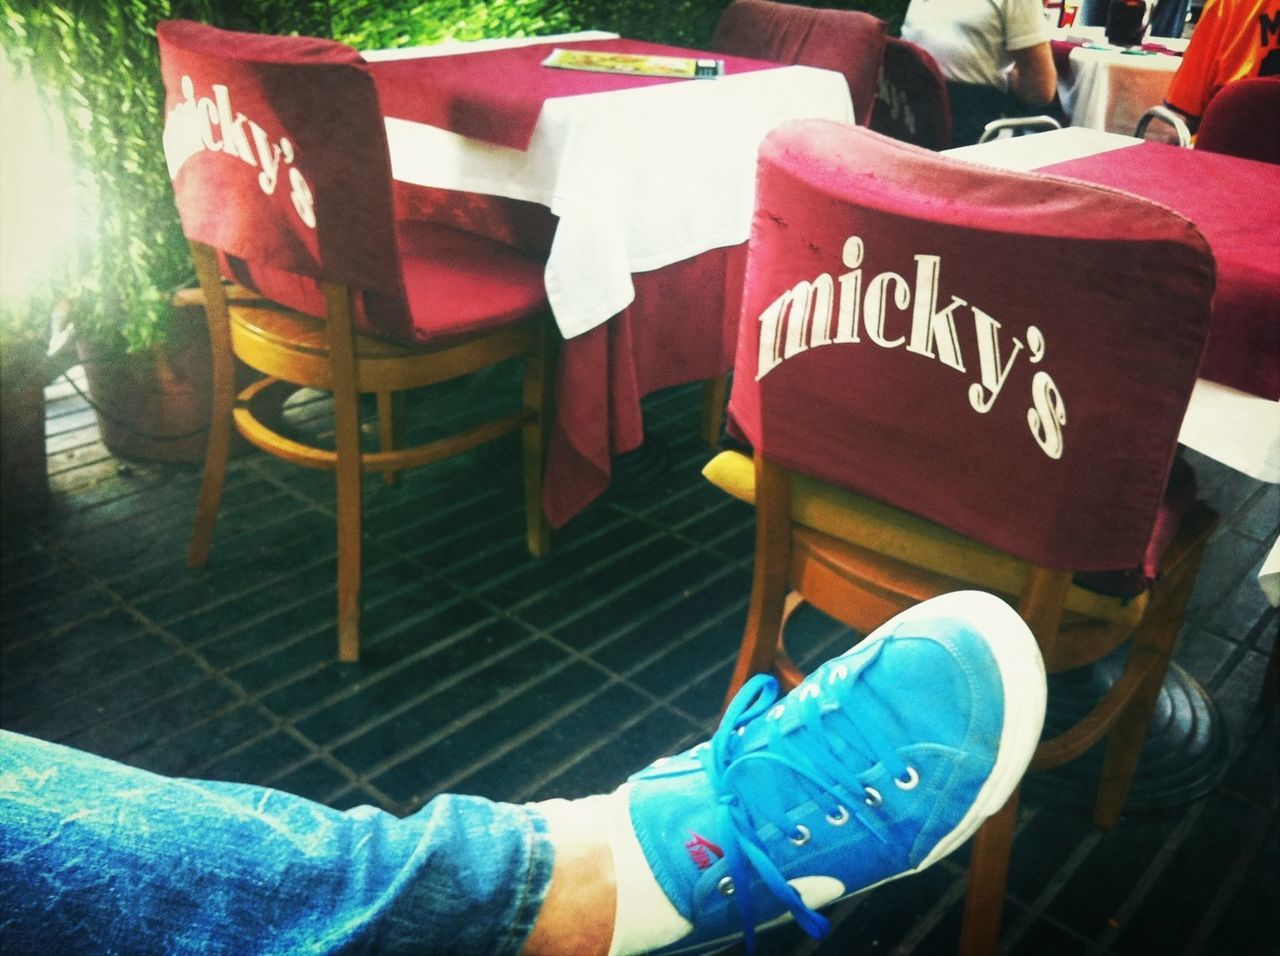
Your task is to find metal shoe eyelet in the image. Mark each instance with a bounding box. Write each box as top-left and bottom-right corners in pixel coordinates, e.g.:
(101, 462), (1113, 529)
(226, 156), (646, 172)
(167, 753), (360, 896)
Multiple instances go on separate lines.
(826, 805), (850, 826)
(863, 786), (883, 808)
(789, 824), (812, 846)
(895, 766), (920, 791)
(717, 877), (735, 897)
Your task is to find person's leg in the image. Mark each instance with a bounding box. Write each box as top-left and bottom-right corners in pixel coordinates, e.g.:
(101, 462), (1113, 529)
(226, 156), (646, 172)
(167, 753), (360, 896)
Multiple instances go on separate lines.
(945, 81), (1025, 147)
(0, 731), (553, 955)
(1, 590), (1045, 956)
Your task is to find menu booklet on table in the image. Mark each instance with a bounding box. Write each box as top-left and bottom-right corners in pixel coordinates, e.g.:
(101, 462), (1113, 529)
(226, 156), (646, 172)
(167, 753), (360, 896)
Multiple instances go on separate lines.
(541, 47), (724, 78)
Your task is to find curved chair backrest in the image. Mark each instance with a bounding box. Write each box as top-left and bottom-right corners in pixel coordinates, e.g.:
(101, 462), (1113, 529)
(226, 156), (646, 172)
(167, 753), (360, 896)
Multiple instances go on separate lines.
(711, 0), (887, 126)
(728, 121), (1217, 572)
(868, 36), (952, 149)
(1196, 77), (1280, 165)
(156, 20), (416, 340)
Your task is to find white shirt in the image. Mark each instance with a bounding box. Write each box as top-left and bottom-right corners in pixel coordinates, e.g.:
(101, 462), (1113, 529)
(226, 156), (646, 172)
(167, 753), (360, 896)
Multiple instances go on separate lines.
(902, 0), (1051, 89)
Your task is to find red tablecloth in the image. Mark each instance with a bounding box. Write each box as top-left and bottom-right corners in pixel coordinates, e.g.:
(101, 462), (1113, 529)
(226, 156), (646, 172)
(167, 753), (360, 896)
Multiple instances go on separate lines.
(545, 245), (746, 527)
(394, 181), (744, 527)
(1043, 142), (1280, 401)
(369, 38), (779, 150)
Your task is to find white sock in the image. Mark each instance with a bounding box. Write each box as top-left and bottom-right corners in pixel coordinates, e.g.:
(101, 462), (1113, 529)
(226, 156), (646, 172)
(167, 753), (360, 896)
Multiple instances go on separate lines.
(536, 786), (692, 956)
(603, 784), (693, 956)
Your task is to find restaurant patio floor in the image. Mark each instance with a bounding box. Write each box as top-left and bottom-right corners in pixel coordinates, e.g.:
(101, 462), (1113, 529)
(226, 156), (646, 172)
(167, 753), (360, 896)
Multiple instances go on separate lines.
(2, 362), (1276, 954)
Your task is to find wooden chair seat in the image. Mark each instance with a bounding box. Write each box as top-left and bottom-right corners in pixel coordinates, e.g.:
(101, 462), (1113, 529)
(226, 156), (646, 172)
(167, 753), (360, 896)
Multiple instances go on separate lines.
(705, 447), (1218, 764)
(704, 448), (1209, 630)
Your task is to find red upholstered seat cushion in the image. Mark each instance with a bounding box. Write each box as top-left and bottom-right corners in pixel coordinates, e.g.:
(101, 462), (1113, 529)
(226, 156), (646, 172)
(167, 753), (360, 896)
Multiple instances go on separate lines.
(395, 220), (548, 338)
(393, 182), (557, 258)
(223, 221), (548, 342)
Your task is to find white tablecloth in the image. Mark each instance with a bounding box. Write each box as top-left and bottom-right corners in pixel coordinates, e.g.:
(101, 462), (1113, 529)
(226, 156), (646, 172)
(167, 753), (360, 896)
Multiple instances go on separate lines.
(947, 127), (1280, 605)
(1053, 27), (1187, 134)
(370, 35), (855, 339)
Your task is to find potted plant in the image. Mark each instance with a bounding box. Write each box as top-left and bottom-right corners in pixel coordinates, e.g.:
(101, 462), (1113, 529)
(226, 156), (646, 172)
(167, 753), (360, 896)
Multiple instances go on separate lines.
(0, 45), (80, 527)
(2, 1), (227, 463)
(0, 297), (54, 528)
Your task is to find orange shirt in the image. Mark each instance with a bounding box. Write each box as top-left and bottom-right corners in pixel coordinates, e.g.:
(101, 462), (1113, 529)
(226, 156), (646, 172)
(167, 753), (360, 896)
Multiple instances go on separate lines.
(1165, 0), (1280, 119)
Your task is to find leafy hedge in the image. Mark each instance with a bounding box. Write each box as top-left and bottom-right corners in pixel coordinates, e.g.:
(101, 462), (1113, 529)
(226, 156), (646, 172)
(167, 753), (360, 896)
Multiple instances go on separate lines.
(323, 0), (910, 52)
(1, 0), (214, 352)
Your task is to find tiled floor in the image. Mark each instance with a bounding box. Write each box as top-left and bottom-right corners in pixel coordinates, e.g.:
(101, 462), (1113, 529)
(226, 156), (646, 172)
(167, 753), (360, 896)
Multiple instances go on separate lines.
(2, 363), (1277, 954)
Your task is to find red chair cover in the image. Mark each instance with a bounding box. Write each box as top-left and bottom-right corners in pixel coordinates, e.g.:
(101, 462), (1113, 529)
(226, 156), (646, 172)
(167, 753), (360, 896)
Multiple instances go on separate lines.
(1196, 77), (1280, 165)
(157, 22), (401, 296)
(711, 0), (887, 127)
(157, 20), (547, 343)
(868, 36), (953, 150)
(728, 121), (1217, 573)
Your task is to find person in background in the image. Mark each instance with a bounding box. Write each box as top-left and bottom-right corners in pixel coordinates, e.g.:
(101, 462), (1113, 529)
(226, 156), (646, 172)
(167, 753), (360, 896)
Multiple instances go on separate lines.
(1163, 0), (1280, 133)
(901, 0), (1059, 146)
(0, 592), (1046, 956)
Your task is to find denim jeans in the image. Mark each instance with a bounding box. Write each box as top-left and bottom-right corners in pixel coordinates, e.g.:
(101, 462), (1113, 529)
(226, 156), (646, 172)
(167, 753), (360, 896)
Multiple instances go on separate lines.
(0, 730), (554, 955)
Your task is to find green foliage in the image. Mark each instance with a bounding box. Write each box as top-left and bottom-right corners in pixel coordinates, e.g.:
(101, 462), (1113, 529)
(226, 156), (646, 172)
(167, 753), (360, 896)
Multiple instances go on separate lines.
(329, 0), (576, 50)
(1, 0), (216, 352)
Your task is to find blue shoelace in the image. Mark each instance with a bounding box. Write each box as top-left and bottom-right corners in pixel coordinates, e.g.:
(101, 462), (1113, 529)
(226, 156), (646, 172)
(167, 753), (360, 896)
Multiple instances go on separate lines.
(698, 644), (915, 953)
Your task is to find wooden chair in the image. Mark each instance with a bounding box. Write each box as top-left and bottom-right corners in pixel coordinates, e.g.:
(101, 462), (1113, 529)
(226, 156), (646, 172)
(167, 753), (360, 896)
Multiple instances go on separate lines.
(870, 36), (954, 149)
(872, 36), (1061, 150)
(703, 121), (1219, 952)
(710, 0), (888, 126)
(701, 0), (889, 447)
(1195, 76), (1280, 164)
(157, 21), (554, 662)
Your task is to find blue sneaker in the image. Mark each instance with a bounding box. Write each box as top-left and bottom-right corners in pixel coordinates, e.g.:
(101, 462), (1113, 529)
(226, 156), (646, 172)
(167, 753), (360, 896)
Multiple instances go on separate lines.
(627, 590), (1046, 954)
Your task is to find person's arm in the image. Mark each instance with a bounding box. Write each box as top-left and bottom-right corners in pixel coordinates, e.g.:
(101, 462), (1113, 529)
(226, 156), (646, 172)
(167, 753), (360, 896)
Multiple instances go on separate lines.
(1008, 41), (1057, 106)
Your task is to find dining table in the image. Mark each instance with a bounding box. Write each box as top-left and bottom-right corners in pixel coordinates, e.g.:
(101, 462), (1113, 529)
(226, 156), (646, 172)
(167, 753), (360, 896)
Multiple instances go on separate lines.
(1051, 26), (1188, 135)
(947, 126), (1280, 807)
(362, 32), (856, 528)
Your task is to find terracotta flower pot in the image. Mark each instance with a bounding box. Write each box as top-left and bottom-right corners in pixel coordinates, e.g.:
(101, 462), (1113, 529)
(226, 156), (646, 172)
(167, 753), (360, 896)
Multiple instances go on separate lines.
(76, 289), (252, 464)
(0, 364), (50, 527)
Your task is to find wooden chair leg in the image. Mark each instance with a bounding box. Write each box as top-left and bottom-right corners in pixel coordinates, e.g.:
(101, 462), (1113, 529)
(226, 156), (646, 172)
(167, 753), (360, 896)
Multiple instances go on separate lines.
(521, 320), (554, 558)
(770, 591), (809, 691)
(1092, 547), (1205, 828)
(186, 243), (237, 569)
(1091, 652), (1166, 830)
(960, 787), (1020, 956)
(332, 412), (363, 665)
(1263, 626), (1280, 710)
(377, 390), (405, 487)
(325, 283), (363, 663)
(724, 457), (793, 708)
(187, 382), (235, 568)
(700, 373), (729, 449)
